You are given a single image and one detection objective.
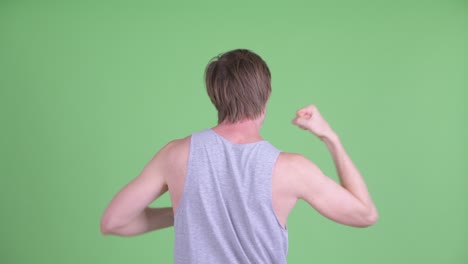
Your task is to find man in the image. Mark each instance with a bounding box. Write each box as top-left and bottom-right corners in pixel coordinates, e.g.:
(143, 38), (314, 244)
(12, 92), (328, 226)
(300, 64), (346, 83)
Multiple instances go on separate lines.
(100, 49), (379, 263)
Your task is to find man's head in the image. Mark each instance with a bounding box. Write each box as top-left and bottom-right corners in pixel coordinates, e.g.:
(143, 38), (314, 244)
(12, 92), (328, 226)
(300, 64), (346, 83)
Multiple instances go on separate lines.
(205, 49), (271, 124)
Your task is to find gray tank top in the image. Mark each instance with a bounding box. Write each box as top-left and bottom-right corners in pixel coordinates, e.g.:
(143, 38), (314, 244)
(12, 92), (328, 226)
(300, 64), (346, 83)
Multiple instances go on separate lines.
(174, 128), (288, 264)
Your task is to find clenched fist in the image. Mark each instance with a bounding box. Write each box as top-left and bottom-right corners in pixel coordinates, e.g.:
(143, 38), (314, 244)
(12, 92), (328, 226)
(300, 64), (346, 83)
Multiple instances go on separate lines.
(292, 104), (335, 140)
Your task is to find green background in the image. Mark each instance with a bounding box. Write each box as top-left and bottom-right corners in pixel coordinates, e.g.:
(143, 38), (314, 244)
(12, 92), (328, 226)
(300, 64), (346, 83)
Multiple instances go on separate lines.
(1, 0), (466, 263)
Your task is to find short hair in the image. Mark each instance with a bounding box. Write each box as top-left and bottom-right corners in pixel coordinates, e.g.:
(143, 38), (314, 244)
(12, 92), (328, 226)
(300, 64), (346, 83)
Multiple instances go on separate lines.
(204, 49), (271, 124)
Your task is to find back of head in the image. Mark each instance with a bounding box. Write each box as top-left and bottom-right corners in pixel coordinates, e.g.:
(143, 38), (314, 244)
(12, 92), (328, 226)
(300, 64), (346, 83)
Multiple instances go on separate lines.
(204, 49), (272, 124)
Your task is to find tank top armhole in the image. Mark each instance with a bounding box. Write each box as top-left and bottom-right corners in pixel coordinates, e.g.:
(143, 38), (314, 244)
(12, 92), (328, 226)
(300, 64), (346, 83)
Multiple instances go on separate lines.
(174, 134), (194, 220)
(269, 149), (288, 232)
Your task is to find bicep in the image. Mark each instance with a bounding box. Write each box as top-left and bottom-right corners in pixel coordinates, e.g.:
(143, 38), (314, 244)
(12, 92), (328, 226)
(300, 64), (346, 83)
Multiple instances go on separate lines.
(121, 156), (169, 208)
(101, 145), (170, 229)
(293, 155), (370, 227)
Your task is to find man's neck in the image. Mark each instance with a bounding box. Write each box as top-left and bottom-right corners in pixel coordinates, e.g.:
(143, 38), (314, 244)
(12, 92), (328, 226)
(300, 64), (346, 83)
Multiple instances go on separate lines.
(211, 118), (264, 144)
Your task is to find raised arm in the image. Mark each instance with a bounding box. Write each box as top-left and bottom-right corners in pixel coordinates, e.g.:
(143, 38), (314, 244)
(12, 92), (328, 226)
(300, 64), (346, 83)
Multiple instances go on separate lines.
(290, 104), (378, 227)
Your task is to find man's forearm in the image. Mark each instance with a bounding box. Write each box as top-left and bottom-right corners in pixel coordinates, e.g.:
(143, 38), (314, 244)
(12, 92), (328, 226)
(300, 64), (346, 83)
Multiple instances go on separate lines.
(103, 207), (174, 237)
(321, 132), (378, 218)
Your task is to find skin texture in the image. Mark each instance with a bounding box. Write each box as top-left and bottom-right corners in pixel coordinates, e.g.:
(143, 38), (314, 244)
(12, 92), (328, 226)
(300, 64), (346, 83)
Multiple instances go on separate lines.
(100, 104), (379, 236)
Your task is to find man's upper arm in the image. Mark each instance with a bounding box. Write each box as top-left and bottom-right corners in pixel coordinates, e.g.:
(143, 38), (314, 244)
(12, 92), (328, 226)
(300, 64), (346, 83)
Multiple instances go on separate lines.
(287, 153), (373, 227)
(100, 140), (175, 230)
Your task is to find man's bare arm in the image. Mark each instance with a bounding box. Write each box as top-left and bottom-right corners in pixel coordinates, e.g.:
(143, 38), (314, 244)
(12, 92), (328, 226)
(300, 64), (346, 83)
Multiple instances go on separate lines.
(291, 104), (379, 227)
(321, 132), (378, 221)
(100, 141), (177, 236)
(102, 207), (174, 237)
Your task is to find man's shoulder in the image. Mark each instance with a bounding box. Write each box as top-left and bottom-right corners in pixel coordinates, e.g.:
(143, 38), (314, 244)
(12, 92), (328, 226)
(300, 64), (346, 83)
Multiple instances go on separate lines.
(275, 151), (316, 175)
(149, 136), (191, 174)
(162, 135), (191, 156)
(277, 151), (308, 165)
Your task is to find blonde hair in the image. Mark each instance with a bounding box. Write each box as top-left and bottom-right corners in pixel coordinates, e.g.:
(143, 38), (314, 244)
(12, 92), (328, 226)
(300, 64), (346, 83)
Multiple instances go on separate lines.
(204, 49), (271, 124)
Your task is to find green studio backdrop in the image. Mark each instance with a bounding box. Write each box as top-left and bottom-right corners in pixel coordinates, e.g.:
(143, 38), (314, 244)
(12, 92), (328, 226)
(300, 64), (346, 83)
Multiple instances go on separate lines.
(0, 1), (466, 263)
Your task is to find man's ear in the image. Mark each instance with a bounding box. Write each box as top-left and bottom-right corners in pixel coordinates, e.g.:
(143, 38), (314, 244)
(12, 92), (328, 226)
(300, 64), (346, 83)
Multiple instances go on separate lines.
(259, 108), (267, 124)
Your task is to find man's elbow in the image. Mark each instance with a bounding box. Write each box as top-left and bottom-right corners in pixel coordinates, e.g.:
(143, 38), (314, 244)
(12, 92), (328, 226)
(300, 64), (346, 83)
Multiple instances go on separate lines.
(101, 223), (113, 235)
(100, 220), (113, 235)
(360, 210), (379, 227)
(368, 211), (379, 226)
(100, 216), (121, 236)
